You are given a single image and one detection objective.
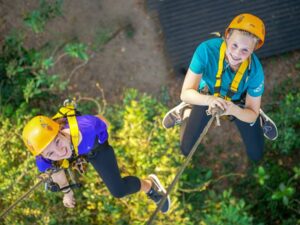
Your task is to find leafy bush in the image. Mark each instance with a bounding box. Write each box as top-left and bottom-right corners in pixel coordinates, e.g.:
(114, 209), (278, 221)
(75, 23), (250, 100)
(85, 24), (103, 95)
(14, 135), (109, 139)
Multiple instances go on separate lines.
(235, 162), (300, 224)
(0, 32), (89, 118)
(0, 89), (192, 224)
(269, 92), (300, 154)
(201, 189), (253, 225)
(24, 0), (63, 33)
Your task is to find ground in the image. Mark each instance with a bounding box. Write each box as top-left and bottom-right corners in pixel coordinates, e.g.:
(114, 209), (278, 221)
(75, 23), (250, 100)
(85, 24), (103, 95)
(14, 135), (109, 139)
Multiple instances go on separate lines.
(1, 0), (299, 177)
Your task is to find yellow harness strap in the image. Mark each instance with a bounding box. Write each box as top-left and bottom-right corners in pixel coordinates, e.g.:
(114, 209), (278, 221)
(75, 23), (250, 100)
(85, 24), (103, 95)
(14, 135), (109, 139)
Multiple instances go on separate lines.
(213, 41), (249, 101)
(52, 103), (80, 168)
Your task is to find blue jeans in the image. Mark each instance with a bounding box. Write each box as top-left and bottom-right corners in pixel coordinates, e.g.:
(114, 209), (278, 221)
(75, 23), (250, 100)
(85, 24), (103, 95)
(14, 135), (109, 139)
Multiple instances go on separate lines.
(180, 105), (264, 162)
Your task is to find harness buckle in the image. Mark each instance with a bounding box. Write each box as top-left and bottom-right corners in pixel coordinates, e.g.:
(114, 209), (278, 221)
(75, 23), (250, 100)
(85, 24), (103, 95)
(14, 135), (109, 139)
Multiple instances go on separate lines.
(72, 156), (88, 175)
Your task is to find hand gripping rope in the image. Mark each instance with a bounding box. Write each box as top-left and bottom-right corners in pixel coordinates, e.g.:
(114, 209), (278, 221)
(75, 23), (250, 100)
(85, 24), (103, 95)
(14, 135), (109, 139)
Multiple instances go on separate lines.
(146, 106), (224, 225)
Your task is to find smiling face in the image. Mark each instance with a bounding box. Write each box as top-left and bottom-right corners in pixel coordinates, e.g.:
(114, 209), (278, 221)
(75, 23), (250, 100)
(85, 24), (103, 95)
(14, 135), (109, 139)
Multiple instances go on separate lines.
(41, 131), (73, 161)
(225, 29), (257, 68)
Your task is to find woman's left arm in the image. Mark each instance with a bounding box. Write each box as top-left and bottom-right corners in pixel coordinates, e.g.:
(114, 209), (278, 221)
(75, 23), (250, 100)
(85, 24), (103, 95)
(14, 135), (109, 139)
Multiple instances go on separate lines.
(224, 94), (261, 123)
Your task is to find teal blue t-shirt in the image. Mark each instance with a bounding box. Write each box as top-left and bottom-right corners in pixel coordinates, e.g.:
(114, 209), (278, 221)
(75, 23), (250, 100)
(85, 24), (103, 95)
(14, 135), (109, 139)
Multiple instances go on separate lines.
(189, 38), (264, 101)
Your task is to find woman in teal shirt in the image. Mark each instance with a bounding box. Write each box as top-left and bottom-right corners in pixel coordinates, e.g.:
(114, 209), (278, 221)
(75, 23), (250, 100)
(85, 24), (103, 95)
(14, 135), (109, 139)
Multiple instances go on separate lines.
(163, 13), (277, 162)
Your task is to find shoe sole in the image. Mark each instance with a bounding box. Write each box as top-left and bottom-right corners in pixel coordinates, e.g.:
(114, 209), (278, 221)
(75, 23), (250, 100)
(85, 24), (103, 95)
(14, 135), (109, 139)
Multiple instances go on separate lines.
(259, 109), (278, 140)
(162, 102), (190, 129)
(148, 174), (171, 213)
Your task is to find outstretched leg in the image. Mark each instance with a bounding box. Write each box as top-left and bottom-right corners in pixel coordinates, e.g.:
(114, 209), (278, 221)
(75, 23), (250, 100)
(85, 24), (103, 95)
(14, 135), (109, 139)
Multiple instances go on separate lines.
(87, 141), (171, 213)
(88, 141), (141, 198)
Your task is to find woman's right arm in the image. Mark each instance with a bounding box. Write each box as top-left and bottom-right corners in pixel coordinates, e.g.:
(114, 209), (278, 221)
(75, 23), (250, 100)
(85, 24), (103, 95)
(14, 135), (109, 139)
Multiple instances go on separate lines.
(51, 170), (76, 208)
(180, 69), (228, 111)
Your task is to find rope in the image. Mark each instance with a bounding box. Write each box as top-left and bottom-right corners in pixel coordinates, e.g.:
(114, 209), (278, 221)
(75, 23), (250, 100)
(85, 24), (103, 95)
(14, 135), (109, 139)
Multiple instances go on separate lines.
(146, 107), (223, 225)
(0, 172), (52, 220)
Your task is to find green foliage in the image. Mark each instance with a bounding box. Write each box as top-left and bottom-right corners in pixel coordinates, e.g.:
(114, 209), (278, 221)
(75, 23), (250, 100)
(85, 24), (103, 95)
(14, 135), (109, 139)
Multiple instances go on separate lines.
(266, 74), (300, 154)
(271, 183), (295, 205)
(255, 166), (270, 185)
(237, 162), (300, 224)
(64, 43), (89, 61)
(0, 5), (96, 223)
(0, 8), (89, 117)
(0, 89), (191, 224)
(269, 92), (300, 154)
(0, 32), (59, 116)
(24, 0), (63, 33)
(201, 189), (253, 225)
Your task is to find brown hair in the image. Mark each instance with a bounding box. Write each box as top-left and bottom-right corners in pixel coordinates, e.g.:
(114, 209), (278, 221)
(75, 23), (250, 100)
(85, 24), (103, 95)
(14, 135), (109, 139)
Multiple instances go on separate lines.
(53, 118), (67, 130)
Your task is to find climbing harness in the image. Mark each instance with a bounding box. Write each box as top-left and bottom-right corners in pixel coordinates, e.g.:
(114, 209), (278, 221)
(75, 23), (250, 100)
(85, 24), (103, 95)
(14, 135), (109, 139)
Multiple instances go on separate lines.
(213, 41), (250, 101)
(52, 99), (81, 169)
(45, 98), (88, 191)
(71, 157), (88, 175)
(52, 98), (89, 174)
(147, 106), (224, 225)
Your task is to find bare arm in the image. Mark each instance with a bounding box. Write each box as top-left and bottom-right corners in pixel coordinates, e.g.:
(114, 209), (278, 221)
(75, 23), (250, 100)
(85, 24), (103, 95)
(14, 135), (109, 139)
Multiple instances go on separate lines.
(224, 94), (261, 123)
(180, 69), (228, 110)
(180, 69), (260, 123)
(51, 169), (70, 188)
(51, 170), (76, 208)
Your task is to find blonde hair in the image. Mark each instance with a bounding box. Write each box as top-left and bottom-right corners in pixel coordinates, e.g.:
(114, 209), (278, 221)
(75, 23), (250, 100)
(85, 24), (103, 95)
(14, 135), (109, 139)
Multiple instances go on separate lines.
(227, 28), (259, 47)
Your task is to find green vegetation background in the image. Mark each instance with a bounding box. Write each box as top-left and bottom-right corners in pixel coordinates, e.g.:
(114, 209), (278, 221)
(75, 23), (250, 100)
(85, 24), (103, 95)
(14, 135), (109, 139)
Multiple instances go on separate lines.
(0, 1), (299, 224)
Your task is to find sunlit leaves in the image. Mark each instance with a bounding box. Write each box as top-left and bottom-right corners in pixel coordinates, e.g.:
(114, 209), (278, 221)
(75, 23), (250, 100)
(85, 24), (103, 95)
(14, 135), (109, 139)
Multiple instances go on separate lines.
(271, 183), (295, 205)
(202, 189), (253, 225)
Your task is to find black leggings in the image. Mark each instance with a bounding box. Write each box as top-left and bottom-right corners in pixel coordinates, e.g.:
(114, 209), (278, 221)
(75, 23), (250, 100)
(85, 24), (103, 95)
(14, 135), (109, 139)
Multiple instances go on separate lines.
(87, 141), (141, 198)
(180, 105), (264, 162)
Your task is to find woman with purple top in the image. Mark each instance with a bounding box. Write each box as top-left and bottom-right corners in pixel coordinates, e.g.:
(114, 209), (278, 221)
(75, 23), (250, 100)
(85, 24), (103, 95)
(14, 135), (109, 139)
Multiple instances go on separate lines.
(22, 114), (171, 213)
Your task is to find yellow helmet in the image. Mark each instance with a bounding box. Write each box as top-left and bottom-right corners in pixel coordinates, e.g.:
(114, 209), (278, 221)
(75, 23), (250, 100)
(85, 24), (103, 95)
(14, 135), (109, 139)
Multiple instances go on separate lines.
(22, 116), (60, 156)
(225, 13), (265, 49)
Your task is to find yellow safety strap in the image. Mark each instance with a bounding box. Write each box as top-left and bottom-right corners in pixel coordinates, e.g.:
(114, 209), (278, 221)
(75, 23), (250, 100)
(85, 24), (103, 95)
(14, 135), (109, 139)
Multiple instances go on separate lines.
(213, 41), (249, 101)
(52, 103), (80, 168)
(214, 42), (226, 97)
(60, 159), (70, 168)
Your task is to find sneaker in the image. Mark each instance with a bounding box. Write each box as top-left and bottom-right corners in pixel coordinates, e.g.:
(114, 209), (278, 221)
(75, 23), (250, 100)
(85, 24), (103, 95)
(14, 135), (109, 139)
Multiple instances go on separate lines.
(259, 109), (278, 140)
(146, 174), (171, 214)
(162, 102), (191, 129)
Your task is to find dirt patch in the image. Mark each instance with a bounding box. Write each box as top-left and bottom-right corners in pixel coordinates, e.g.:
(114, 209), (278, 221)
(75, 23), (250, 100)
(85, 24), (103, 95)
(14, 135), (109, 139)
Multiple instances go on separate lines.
(0, 0), (170, 103)
(64, 0), (170, 102)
